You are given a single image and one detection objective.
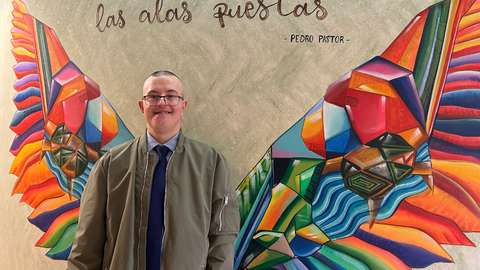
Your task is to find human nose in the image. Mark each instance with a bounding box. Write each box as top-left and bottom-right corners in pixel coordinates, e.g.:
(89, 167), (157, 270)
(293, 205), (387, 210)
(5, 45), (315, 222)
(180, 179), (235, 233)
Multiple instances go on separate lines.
(158, 96), (168, 106)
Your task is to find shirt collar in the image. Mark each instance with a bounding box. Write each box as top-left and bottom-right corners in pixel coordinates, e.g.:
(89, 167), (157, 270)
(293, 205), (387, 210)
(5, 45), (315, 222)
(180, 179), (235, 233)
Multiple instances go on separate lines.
(146, 130), (179, 153)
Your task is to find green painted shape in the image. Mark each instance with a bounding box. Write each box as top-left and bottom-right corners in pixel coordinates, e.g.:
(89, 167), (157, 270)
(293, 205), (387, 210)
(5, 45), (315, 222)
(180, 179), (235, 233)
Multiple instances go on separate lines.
(248, 249), (292, 270)
(254, 231), (282, 249)
(294, 203), (312, 230)
(46, 223), (77, 256)
(272, 196), (306, 232)
(301, 256), (330, 269)
(285, 217), (296, 242)
(300, 166), (316, 197)
(35, 19), (53, 109)
(281, 159), (324, 194)
(319, 245), (369, 270)
(324, 241), (390, 270)
(39, 214), (78, 248)
(387, 161), (413, 184)
(412, 0), (449, 118)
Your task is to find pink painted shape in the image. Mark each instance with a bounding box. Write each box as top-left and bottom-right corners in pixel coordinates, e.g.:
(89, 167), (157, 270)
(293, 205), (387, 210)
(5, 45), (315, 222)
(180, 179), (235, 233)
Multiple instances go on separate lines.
(62, 92), (87, 134)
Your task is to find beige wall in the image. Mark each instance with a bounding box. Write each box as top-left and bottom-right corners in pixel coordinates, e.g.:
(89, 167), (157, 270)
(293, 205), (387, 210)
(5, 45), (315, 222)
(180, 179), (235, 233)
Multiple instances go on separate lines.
(1, 0), (479, 269)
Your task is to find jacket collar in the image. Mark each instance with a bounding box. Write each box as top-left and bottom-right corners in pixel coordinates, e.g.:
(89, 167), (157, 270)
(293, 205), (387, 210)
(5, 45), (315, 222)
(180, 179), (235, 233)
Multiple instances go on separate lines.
(139, 128), (186, 154)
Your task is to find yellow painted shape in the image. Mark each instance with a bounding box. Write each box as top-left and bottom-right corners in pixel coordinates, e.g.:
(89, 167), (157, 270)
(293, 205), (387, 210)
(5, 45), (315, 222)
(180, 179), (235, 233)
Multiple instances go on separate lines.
(296, 224), (330, 245)
(9, 141), (42, 175)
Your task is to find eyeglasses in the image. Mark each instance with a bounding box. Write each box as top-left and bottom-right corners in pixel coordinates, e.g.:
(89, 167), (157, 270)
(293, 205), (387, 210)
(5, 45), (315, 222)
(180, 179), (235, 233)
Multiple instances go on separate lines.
(142, 95), (184, 106)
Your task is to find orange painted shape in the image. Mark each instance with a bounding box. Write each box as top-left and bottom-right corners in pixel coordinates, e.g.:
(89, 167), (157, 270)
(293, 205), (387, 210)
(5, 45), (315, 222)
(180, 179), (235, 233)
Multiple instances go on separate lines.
(21, 177), (65, 208)
(12, 156), (55, 195)
(29, 193), (77, 219)
(432, 159), (480, 207)
(359, 223), (453, 261)
(377, 201), (473, 246)
(301, 107), (325, 157)
(385, 96), (421, 134)
(257, 184), (298, 231)
(57, 76), (86, 103)
(405, 171), (480, 232)
(46, 101), (65, 126)
(334, 236), (410, 270)
(381, 9), (428, 71)
(101, 102), (119, 147)
(44, 26), (69, 74)
(9, 140), (42, 175)
(13, 0), (29, 14)
(398, 127), (428, 149)
(11, 17), (30, 33)
(349, 71), (400, 99)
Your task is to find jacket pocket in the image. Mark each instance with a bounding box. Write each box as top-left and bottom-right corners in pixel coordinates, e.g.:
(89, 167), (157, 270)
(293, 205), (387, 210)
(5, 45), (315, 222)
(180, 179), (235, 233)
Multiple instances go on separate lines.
(215, 192), (240, 233)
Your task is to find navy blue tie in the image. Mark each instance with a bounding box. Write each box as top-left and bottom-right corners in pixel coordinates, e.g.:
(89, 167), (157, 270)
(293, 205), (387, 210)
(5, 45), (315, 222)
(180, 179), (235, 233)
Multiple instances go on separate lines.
(146, 145), (170, 270)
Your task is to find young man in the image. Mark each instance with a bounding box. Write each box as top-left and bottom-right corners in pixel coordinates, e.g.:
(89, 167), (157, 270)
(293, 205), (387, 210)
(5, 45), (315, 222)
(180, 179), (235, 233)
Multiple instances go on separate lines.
(68, 71), (239, 269)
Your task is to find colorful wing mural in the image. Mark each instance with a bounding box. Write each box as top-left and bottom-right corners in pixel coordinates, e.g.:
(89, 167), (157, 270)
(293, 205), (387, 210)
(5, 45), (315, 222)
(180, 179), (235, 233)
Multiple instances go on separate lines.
(234, 0), (480, 269)
(8, 0), (133, 259)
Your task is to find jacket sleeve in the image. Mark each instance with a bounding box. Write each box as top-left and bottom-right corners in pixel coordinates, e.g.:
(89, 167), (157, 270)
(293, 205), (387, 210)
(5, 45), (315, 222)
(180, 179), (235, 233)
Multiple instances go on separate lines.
(208, 153), (240, 270)
(67, 157), (108, 270)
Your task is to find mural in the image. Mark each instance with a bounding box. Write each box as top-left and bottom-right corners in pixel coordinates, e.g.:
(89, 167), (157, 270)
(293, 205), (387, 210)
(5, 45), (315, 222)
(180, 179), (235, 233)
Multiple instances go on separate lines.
(8, 0), (133, 260)
(234, 0), (480, 269)
(5, 0), (480, 269)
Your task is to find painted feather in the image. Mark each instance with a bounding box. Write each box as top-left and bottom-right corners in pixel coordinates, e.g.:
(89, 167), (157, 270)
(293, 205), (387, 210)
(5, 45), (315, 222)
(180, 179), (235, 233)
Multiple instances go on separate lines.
(9, 0), (133, 259)
(234, 0), (480, 269)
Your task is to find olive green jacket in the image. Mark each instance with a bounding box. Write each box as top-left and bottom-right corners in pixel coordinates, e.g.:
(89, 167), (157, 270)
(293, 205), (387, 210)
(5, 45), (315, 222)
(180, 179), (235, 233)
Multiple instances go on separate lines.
(67, 130), (240, 270)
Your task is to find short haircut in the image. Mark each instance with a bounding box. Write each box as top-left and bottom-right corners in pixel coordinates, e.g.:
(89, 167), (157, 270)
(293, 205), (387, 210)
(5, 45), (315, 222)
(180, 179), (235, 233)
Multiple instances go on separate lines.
(147, 70), (184, 96)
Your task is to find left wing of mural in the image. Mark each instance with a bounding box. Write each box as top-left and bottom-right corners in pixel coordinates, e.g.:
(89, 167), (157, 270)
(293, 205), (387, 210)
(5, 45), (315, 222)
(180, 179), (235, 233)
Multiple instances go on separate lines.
(8, 0), (134, 260)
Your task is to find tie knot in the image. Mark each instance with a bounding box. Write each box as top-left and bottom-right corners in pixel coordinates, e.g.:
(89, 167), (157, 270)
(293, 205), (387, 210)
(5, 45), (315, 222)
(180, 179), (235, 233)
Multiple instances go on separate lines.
(156, 145), (170, 157)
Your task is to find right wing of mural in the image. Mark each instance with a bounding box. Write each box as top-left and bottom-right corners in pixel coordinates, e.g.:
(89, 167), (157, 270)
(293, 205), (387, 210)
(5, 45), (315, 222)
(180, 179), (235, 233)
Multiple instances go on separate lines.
(8, 0), (134, 259)
(234, 0), (480, 269)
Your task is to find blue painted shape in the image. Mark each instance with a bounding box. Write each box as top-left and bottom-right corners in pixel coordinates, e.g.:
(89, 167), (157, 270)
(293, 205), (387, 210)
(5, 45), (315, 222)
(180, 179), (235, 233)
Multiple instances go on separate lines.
(354, 229), (452, 268)
(323, 101), (350, 141)
(433, 118), (480, 136)
(13, 87), (41, 102)
(47, 79), (62, 116)
(28, 199), (79, 232)
(439, 89), (480, 109)
(289, 235), (322, 257)
(326, 129), (351, 153)
(10, 103), (42, 127)
(272, 119), (323, 159)
(390, 74), (425, 128)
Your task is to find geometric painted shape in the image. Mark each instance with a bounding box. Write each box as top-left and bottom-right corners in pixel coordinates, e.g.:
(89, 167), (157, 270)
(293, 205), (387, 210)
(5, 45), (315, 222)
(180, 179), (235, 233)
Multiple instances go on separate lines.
(246, 249), (291, 270)
(301, 98), (326, 158)
(386, 95), (422, 134)
(342, 171), (394, 200)
(272, 119), (323, 159)
(101, 101), (118, 148)
(254, 231), (283, 248)
(365, 132), (415, 160)
(344, 89), (387, 145)
(289, 234), (322, 257)
(296, 223), (330, 245)
(326, 129), (352, 153)
(63, 92), (87, 135)
(324, 101), (351, 141)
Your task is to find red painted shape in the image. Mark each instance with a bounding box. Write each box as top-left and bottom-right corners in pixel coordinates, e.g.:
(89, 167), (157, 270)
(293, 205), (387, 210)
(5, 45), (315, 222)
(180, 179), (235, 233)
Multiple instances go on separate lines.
(345, 89), (386, 144)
